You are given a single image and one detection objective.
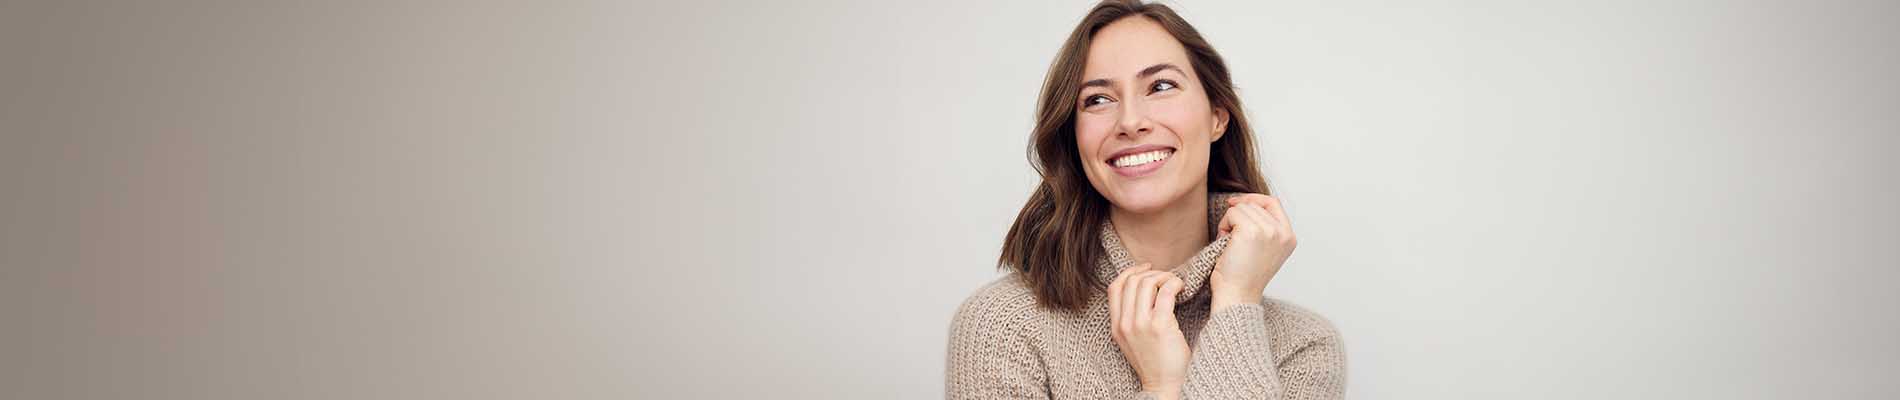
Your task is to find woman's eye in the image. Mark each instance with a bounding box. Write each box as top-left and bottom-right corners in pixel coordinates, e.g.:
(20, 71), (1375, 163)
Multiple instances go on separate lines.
(1150, 80), (1178, 93)
(1083, 94), (1113, 107)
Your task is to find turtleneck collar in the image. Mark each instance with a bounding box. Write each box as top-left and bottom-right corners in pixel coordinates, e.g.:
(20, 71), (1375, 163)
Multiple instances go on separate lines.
(1094, 191), (1243, 305)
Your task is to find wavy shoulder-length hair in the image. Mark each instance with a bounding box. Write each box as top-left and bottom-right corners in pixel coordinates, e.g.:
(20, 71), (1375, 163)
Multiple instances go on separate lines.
(1000, 0), (1270, 312)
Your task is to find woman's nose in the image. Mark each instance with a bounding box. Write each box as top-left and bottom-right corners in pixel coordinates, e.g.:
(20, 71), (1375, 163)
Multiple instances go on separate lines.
(1117, 100), (1153, 137)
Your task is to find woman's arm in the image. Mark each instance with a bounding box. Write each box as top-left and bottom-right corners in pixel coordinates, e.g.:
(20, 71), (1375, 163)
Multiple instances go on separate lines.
(1183, 301), (1345, 399)
(1184, 194), (1345, 399)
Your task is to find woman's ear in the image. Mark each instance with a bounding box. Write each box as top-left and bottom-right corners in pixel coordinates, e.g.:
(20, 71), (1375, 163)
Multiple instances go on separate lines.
(1211, 107), (1230, 141)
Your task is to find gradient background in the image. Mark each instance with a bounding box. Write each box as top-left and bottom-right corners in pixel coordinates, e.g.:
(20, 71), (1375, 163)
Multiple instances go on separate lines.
(4, 0), (1897, 398)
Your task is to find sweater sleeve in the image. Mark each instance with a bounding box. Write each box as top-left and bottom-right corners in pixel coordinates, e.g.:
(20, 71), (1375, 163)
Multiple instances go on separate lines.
(945, 283), (1049, 399)
(1182, 302), (1346, 399)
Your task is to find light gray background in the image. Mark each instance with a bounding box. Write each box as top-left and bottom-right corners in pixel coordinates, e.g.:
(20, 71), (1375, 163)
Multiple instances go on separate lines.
(4, 0), (1897, 399)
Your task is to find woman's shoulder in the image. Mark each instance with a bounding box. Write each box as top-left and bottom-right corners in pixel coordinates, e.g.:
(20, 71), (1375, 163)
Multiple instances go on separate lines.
(949, 272), (1043, 334)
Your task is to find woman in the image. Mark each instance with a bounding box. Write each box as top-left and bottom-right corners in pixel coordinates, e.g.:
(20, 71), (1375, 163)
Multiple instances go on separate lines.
(946, 1), (1345, 399)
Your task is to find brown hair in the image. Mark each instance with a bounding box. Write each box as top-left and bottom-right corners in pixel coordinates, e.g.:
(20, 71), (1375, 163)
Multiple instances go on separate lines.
(999, 0), (1270, 311)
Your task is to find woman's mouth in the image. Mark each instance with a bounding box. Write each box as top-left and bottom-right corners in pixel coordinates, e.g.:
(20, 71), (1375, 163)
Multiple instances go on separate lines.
(1107, 147), (1174, 177)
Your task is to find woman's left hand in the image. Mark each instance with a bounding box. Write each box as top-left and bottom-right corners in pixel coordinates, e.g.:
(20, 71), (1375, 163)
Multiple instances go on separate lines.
(1211, 193), (1297, 312)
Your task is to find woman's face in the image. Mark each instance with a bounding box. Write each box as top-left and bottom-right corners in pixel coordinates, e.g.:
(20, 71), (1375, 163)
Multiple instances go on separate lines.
(1075, 16), (1228, 214)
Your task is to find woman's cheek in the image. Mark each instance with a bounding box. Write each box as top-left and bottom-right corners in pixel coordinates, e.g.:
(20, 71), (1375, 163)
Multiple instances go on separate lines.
(1151, 102), (1193, 131)
(1075, 116), (1109, 148)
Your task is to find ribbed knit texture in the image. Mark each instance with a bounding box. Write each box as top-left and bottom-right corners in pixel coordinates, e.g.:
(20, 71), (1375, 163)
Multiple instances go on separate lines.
(947, 193), (1346, 399)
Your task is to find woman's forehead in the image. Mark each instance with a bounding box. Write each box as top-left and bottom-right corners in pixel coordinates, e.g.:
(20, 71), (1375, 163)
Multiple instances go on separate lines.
(1083, 17), (1192, 82)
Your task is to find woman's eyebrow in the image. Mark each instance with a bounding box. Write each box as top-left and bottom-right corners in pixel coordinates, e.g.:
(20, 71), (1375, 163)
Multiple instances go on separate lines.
(1079, 63), (1186, 90)
(1136, 63), (1184, 79)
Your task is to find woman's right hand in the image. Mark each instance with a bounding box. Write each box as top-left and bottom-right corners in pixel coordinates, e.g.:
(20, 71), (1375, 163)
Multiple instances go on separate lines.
(1108, 263), (1190, 400)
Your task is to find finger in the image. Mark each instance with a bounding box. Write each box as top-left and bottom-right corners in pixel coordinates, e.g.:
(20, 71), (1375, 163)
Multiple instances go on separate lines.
(1229, 203), (1266, 236)
(1120, 265), (1149, 333)
(1251, 203), (1288, 236)
(1246, 204), (1284, 245)
(1107, 263), (1144, 326)
(1132, 271), (1163, 329)
(1235, 199), (1280, 227)
(1243, 204), (1296, 248)
(1228, 194), (1285, 225)
(1259, 195), (1291, 227)
(1246, 199), (1296, 246)
(1154, 276), (1184, 321)
(1243, 203), (1273, 228)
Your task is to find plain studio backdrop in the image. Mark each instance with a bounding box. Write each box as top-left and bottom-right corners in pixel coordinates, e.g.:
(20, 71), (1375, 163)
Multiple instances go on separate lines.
(4, 0), (1897, 398)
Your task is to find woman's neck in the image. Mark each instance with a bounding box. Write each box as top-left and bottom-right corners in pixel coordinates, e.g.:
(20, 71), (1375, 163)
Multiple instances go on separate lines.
(1107, 186), (1212, 270)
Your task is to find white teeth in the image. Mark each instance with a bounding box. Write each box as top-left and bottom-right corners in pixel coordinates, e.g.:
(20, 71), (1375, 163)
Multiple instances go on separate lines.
(1111, 149), (1172, 168)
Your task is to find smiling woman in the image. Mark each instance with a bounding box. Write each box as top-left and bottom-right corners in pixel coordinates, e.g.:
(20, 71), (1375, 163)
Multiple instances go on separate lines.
(946, 1), (1346, 399)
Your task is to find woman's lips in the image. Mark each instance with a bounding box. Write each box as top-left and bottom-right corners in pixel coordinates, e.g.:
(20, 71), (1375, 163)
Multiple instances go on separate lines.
(1107, 148), (1174, 178)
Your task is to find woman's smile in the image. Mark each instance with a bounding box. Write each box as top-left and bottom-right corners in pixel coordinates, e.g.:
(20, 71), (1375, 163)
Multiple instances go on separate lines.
(1106, 145), (1175, 178)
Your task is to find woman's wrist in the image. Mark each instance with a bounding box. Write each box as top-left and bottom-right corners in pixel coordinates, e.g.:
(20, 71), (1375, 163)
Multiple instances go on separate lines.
(1211, 290), (1263, 312)
(1144, 385), (1183, 400)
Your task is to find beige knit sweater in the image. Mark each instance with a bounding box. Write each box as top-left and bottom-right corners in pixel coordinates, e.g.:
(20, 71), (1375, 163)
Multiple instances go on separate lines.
(947, 193), (1345, 399)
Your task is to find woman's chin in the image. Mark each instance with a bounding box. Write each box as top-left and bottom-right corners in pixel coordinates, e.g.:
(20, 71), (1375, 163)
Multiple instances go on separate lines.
(1104, 186), (1189, 214)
